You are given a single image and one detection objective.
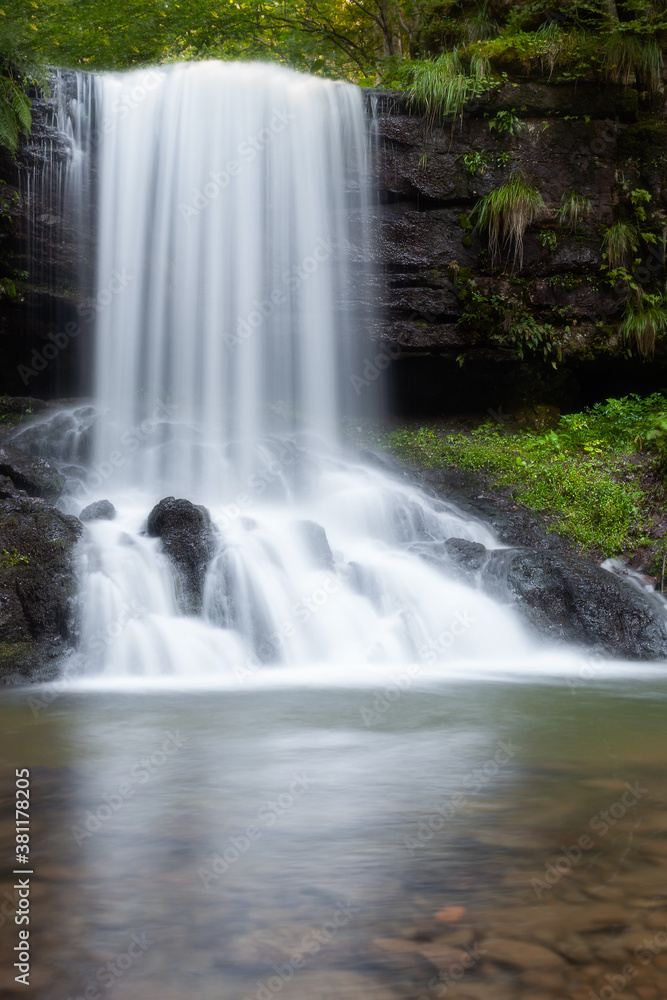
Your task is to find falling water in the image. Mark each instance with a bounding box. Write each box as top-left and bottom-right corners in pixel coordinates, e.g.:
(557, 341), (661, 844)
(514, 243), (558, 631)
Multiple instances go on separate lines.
(16, 61), (559, 682)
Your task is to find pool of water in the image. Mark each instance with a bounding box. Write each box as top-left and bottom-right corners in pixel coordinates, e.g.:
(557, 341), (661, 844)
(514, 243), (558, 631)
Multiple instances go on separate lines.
(2, 676), (667, 999)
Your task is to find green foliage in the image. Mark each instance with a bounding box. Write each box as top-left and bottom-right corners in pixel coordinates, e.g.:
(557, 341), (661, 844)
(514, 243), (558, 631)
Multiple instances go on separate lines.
(629, 187), (651, 223)
(556, 191), (592, 232)
(0, 547), (29, 569)
(408, 51), (489, 129)
(458, 281), (567, 360)
(488, 110), (522, 135)
(470, 172), (544, 271)
(538, 229), (557, 250)
(384, 393), (667, 554)
(619, 294), (667, 357)
(604, 32), (663, 90)
(461, 150), (490, 175)
(602, 220), (640, 270)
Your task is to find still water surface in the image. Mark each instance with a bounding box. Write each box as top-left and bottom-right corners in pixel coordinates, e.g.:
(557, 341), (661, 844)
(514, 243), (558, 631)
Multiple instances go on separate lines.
(2, 677), (667, 1000)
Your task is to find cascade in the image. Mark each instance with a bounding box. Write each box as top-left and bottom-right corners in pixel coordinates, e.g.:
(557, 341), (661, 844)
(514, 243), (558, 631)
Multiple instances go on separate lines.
(16, 62), (548, 682)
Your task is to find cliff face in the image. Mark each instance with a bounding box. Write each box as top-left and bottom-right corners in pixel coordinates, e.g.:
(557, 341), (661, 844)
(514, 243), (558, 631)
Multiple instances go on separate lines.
(365, 76), (667, 413)
(0, 82), (91, 399)
(3, 72), (667, 413)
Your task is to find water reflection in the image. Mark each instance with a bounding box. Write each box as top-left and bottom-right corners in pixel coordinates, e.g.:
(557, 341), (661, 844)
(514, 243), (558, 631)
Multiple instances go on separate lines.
(1, 681), (666, 999)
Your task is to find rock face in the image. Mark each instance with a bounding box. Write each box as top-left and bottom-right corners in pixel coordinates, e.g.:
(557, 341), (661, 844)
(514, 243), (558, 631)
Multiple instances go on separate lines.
(0, 494), (82, 680)
(358, 83), (667, 412)
(436, 536), (667, 660)
(146, 497), (217, 614)
(0, 443), (64, 501)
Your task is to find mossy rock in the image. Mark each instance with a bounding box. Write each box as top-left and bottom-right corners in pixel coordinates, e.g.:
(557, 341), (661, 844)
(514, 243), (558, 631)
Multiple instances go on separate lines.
(0, 495), (82, 680)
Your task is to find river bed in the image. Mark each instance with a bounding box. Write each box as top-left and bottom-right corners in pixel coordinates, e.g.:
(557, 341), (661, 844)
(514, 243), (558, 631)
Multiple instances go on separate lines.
(2, 676), (667, 999)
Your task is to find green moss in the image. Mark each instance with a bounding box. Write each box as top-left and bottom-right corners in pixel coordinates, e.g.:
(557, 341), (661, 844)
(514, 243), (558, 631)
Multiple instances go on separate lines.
(383, 394), (667, 555)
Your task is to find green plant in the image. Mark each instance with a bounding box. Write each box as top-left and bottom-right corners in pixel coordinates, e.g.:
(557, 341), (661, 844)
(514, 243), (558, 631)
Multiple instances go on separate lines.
(461, 150), (490, 175)
(538, 230), (558, 251)
(604, 33), (663, 90)
(460, 2), (498, 43)
(488, 109), (522, 135)
(556, 191), (592, 232)
(646, 416), (667, 474)
(383, 419), (645, 555)
(470, 172), (545, 270)
(494, 152), (512, 168)
(0, 547), (29, 569)
(0, 64), (31, 155)
(629, 187), (651, 222)
(458, 281), (566, 360)
(409, 51), (485, 131)
(602, 221), (640, 270)
(619, 294), (667, 357)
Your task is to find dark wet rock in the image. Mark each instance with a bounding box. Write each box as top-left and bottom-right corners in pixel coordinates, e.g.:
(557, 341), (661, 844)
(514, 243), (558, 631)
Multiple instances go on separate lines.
(79, 499), (116, 523)
(483, 548), (667, 659)
(0, 494), (82, 679)
(146, 497), (217, 614)
(0, 474), (21, 498)
(0, 443), (65, 502)
(292, 519), (334, 570)
(444, 537), (488, 576)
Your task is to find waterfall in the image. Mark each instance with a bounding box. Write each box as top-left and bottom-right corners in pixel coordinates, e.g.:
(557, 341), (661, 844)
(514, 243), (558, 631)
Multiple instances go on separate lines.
(16, 61), (549, 683)
(91, 62), (372, 494)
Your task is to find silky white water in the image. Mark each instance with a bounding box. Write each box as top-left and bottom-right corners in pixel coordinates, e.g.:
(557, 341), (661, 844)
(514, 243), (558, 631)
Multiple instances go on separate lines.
(18, 62), (593, 682)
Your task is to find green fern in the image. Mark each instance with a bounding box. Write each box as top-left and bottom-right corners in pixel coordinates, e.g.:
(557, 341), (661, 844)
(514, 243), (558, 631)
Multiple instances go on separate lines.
(0, 73), (31, 155)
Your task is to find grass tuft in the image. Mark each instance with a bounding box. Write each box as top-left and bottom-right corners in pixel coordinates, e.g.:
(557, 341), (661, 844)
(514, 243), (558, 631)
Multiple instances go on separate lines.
(601, 220), (640, 269)
(620, 295), (667, 358)
(604, 33), (663, 90)
(470, 172), (544, 271)
(556, 190), (592, 232)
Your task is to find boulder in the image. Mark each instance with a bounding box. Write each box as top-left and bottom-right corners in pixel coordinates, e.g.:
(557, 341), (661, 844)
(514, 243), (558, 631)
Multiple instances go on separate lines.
(0, 443), (64, 501)
(146, 497), (217, 614)
(292, 520), (334, 570)
(484, 548), (667, 659)
(416, 534), (667, 659)
(0, 494), (82, 680)
(80, 499), (116, 523)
